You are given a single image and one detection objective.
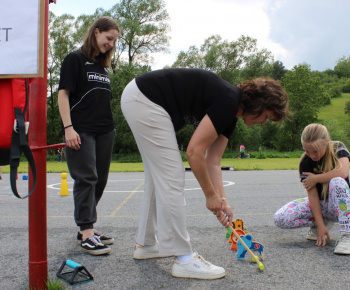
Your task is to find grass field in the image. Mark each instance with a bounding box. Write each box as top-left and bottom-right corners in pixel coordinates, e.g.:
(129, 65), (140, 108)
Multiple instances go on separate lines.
(1, 158), (301, 174)
(318, 93), (349, 128)
(318, 93), (350, 140)
(1, 94), (349, 175)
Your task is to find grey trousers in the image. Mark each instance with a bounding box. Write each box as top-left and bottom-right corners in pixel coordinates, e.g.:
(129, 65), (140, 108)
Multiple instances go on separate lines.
(65, 129), (115, 231)
(121, 79), (192, 256)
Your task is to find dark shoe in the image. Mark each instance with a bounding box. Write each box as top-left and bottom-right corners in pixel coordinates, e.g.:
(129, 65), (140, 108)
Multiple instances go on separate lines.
(94, 230), (115, 245)
(81, 236), (111, 255)
(77, 231), (114, 245)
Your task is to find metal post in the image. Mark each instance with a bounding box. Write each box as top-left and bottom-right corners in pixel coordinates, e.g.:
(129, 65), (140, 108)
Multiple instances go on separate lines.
(28, 0), (49, 288)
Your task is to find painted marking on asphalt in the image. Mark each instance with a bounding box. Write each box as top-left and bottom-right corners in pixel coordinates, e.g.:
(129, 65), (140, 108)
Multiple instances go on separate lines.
(0, 212), (276, 219)
(109, 181), (144, 217)
(46, 179), (235, 192)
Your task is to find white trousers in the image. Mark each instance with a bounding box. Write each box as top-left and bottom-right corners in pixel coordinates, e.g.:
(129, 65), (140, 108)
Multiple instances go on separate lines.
(121, 79), (192, 255)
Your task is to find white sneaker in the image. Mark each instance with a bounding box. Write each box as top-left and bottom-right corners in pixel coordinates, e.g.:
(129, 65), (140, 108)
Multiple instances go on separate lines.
(306, 225), (318, 240)
(171, 252), (226, 279)
(133, 244), (172, 259)
(306, 220), (334, 241)
(334, 233), (350, 255)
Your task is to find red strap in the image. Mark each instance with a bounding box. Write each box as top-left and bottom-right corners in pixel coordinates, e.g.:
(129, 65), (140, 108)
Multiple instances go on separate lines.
(0, 79), (15, 148)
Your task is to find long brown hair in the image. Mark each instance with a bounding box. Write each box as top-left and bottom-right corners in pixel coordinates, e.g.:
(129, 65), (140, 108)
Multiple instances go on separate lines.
(238, 78), (289, 122)
(300, 123), (340, 199)
(80, 16), (120, 68)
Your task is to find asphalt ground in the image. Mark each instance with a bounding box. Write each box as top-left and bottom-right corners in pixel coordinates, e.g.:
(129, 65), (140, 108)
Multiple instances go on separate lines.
(1, 170), (350, 289)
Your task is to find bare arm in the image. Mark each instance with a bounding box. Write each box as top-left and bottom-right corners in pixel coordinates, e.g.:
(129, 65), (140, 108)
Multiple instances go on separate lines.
(186, 115), (232, 226)
(57, 89), (81, 150)
(307, 187), (330, 246)
(206, 135), (233, 225)
(302, 157), (349, 189)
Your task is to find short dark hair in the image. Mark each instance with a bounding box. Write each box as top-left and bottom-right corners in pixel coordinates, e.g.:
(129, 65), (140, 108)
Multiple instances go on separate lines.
(238, 78), (289, 122)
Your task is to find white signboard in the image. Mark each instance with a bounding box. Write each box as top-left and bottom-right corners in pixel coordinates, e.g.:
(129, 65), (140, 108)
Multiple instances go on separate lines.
(0, 0), (44, 78)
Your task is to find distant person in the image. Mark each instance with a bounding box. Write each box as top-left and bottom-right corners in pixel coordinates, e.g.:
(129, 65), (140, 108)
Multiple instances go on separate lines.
(274, 123), (350, 254)
(57, 148), (62, 162)
(121, 68), (289, 279)
(58, 16), (120, 255)
(240, 145), (245, 159)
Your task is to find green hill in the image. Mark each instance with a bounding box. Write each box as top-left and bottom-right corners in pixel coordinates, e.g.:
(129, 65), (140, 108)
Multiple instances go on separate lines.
(318, 93), (350, 145)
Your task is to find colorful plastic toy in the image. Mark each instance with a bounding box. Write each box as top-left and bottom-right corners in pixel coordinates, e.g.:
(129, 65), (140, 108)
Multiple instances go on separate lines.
(225, 219), (265, 270)
(236, 234), (264, 259)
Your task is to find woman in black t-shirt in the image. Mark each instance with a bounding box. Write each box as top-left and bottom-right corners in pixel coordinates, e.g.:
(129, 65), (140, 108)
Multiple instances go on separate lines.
(121, 69), (289, 279)
(274, 123), (350, 254)
(58, 17), (119, 256)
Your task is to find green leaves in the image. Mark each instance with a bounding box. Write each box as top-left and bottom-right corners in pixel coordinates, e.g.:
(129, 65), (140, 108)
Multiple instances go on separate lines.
(172, 34), (273, 85)
(110, 0), (170, 64)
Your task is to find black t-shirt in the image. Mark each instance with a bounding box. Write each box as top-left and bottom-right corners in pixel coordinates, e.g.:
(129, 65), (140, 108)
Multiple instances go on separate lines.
(58, 50), (114, 135)
(299, 141), (350, 198)
(135, 68), (242, 138)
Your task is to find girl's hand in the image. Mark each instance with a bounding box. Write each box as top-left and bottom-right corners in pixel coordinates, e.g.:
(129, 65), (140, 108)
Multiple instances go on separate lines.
(65, 127), (81, 150)
(316, 224), (331, 246)
(302, 172), (317, 190)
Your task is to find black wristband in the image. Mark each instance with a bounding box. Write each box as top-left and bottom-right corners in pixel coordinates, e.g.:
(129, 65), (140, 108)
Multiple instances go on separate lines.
(64, 124), (73, 129)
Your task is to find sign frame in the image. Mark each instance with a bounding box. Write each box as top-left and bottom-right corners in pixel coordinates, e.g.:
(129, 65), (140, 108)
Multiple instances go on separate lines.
(0, 0), (45, 79)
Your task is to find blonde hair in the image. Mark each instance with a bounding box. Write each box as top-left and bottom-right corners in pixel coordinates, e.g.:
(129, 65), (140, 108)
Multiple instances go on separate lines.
(80, 16), (120, 68)
(300, 123), (340, 199)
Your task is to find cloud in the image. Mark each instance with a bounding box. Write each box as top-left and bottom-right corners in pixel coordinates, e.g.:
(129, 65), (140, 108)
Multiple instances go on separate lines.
(50, 0), (350, 71)
(153, 0), (278, 68)
(266, 0), (350, 70)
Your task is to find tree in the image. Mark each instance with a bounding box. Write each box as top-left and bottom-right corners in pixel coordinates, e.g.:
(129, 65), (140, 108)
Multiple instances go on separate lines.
(271, 60), (288, 80)
(172, 35), (273, 84)
(110, 62), (151, 154)
(311, 69), (342, 102)
(344, 98), (350, 144)
(47, 12), (76, 150)
(334, 56), (350, 78)
(275, 64), (327, 150)
(110, 0), (170, 67)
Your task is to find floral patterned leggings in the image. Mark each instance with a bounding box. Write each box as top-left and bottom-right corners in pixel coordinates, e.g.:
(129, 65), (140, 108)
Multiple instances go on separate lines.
(274, 177), (350, 233)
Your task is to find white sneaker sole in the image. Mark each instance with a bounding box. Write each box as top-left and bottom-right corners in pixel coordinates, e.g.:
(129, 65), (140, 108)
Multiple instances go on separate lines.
(172, 262), (226, 280)
(171, 268), (226, 279)
(333, 250), (350, 255)
(82, 247), (111, 255)
(306, 235), (317, 241)
(133, 244), (172, 259)
(334, 245), (350, 255)
(133, 252), (172, 259)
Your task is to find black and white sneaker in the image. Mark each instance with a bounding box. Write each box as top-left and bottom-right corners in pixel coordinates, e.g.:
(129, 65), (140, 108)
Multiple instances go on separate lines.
(77, 231), (114, 245)
(81, 236), (111, 255)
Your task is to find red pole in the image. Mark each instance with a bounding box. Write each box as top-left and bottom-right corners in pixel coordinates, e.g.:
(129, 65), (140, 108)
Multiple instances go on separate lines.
(28, 0), (49, 288)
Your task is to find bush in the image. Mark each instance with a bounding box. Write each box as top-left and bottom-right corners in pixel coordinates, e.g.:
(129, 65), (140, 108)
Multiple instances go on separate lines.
(112, 153), (142, 163)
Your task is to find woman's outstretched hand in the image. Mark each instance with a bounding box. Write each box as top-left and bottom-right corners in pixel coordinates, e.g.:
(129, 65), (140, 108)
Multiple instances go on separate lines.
(207, 195), (233, 228)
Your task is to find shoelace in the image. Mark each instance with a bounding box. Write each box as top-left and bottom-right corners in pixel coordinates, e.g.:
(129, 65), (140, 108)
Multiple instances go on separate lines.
(93, 230), (102, 236)
(196, 254), (212, 267)
(88, 235), (104, 246)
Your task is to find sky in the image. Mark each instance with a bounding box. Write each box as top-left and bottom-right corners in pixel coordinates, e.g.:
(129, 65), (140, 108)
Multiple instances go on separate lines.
(50, 0), (350, 71)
